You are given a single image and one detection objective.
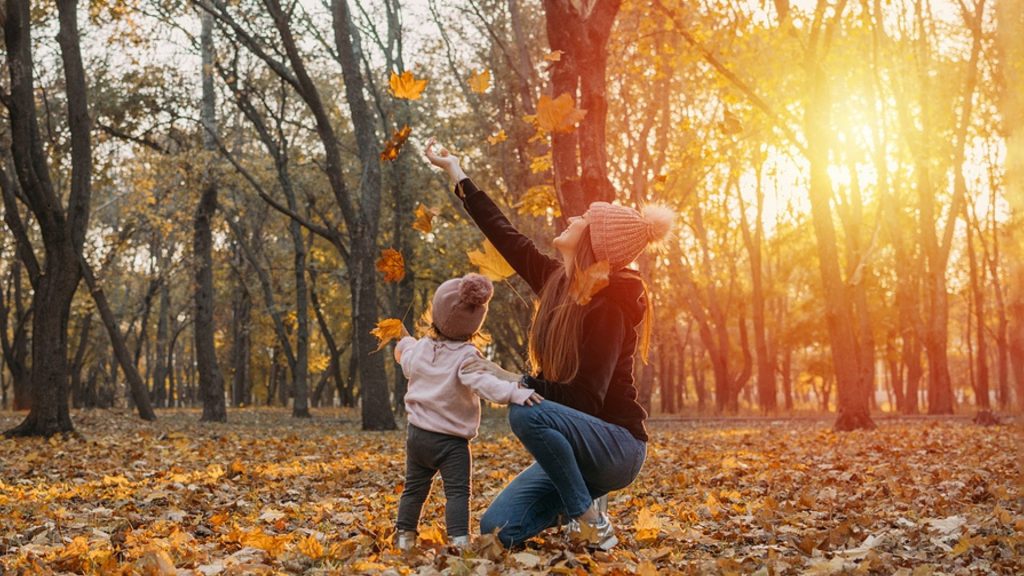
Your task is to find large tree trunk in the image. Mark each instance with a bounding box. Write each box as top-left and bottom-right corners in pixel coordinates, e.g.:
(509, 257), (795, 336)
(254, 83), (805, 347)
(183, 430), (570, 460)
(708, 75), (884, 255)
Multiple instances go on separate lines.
(3, 0), (93, 437)
(332, 0), (395, 430)
(542, 0), (621, 218)
(195, 11), (227, 422)
(153, 280), (171, 408)
(804, 0), (874, 431)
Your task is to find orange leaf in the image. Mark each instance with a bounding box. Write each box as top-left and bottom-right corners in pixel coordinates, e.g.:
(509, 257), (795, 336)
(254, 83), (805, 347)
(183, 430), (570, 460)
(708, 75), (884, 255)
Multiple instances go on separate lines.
(467, 240), (515, 281)
(544, 50), (564, 62)
(389, 70), (428, 100)
(468, 69), (491, 93)
(570, 260), (609, 305)
(634, 506), (663, 542)
(412, 204), (439, 234)
(376, 248), (406, 283)
(487, 129), (508, 145)
(371, 318), (405, 352)
(380, 124), (412, 162)
(298, 533), (325, 560)
(525, 93), (587, 134)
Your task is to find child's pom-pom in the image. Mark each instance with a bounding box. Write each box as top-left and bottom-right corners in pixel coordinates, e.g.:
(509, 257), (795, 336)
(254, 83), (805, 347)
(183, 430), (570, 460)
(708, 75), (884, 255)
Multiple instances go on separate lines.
(643, 204), (675, 242)
(459, 273), (494, 306)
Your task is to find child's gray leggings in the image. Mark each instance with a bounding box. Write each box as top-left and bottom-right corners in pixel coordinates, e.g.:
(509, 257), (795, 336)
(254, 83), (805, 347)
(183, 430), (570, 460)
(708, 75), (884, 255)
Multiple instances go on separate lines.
(396, 424), (471, 537)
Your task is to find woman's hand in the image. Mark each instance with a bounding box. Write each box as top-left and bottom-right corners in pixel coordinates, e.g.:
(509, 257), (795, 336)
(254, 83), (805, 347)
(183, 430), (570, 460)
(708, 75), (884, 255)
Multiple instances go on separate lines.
(424, 137), (468, 184)
(463, 355), (521, 383)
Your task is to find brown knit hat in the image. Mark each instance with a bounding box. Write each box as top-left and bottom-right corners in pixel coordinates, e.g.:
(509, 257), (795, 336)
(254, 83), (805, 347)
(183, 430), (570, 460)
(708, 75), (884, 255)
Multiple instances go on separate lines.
(584, 202), (675, 270)
(431, 273), (494, 340)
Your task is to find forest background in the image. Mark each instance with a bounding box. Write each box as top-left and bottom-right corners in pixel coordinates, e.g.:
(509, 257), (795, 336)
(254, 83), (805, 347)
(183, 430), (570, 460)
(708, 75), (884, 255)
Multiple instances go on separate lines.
(1, 0), (1023, 437)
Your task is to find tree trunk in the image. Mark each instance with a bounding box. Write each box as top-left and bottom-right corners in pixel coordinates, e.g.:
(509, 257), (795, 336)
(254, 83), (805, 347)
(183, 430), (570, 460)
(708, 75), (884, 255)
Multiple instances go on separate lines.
(3, 0), (93, 437)
(739, 156), (776, 413)
(542, 0), (621, 218)
(966, 206), (991, 411)
(69, 314), (92, 409)
(195, 11), (227, 422)
(230, 249), (252, 408)
(331, 0), (395, 430)
(803, 1), (874, 431)
(152, 281), (170, 408)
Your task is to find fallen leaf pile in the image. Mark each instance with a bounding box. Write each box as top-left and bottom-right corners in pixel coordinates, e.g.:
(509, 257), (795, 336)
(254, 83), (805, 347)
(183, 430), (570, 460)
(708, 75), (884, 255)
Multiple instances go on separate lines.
(0, 410), (1020, 575)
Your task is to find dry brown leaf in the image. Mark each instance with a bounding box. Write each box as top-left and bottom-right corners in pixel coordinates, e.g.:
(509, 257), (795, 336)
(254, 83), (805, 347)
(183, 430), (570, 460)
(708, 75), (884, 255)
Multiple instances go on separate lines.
(380, 124), (412, 162)
(412, 204), (439, 234)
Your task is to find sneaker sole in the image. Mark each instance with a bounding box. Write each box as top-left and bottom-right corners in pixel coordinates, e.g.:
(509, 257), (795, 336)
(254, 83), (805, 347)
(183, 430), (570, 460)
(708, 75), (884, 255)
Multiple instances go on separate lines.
(589, 534), (618, 551)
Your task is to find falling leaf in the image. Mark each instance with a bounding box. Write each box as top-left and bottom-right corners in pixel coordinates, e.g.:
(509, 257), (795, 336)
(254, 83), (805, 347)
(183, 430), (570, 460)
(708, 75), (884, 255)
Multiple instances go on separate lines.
(515, 184), (561, 218)
(720, 107), (742, 135)
(467, 240), (515, 281)
(298, 533), (324, 560)
(468, 69), (491, 93)
(544, 50), (564, 62)
(487, 130), (508, 145)
(376, 248), (405, 283)
(389, 70), (428, 100)
(412, 204), (439, 234)
(380, 125), (412, 162)
(570, 260), (610, 305)
(371, 318), (405, 352)
(525, 93), (587, 134)
(634, 506), (663, 542)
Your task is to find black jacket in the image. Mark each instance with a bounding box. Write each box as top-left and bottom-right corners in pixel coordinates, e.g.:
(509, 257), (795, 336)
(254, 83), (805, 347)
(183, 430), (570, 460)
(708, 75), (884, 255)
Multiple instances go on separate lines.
(459, 178), (649, 442)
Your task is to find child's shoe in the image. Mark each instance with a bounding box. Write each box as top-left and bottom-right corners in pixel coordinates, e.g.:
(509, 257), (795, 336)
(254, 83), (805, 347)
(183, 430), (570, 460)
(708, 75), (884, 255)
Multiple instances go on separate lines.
(450, 535), (471, 549)
(396, 530), (417, 551)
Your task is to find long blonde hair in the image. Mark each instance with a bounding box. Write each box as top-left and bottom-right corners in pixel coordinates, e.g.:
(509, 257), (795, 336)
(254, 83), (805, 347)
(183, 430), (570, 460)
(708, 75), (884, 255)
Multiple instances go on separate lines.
(529, 226), (652, 382)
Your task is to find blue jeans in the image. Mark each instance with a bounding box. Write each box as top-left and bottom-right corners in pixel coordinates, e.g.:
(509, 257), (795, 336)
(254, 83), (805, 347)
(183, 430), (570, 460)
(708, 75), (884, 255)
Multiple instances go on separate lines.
(480, 401), (646, 547)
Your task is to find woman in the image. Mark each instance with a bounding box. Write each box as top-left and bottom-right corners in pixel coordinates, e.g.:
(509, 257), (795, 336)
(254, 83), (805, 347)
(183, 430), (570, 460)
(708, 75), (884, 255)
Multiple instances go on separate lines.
(424, 138), (673, 550)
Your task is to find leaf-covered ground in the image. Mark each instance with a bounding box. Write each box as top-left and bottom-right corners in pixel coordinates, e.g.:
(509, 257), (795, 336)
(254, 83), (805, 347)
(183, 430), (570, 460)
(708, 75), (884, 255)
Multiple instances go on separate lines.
(0, 409), (1021, 575)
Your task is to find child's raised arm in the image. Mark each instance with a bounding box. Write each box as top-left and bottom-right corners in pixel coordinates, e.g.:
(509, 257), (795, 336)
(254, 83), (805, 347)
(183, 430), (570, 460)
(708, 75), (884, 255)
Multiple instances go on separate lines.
(457, 356), (542, 406)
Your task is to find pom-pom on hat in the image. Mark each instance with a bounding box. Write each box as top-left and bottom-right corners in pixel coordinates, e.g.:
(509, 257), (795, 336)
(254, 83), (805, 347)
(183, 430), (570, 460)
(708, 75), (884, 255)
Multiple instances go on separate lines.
(431, 273), (494, 340)
(584, 202), (675, 271)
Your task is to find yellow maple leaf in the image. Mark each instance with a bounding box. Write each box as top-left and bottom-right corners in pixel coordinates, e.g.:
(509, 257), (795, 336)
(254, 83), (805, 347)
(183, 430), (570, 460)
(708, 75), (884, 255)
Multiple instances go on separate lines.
(467, 240), (515, 281)
(371, 318), (405, 352)
(380, 124), (412, 162)
(376, 248), (405, 283)
(298, 533), (325, 559)
(412, 204), (439, 234)
(419, 523), (445, 546)
(570, 260), (610, 305)
(389, 70), (428, 100)
(487, 129), (508, 145)
(525, 93), (587, 134)
(634, 506), (663, 542)
(544, 50), (564, 62)
(515, 184), (562, 218)
(468, 69), (491, 93)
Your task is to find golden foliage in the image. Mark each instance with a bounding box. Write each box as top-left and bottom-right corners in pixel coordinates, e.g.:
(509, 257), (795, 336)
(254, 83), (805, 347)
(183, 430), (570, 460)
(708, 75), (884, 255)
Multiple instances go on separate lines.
(370, 318), (405, 351)
(468, 69), (491, 93)
(380, 124), (412, 162)
(0, 414), (1020, 574)
(412, 204), (440, 234)
(375, 248), (405, 283)
(525, 93), (587, 134)
(515, 184), (562, 218)
(388, 70), (428, 100)
(467, 240), (515, 281)
(486, 130), (508, 145)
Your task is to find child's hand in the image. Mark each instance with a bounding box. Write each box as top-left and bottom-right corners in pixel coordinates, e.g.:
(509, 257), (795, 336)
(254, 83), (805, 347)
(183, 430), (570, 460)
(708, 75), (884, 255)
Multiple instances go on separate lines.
(522, 392), (543, 406)
(424, 137), (468, 184)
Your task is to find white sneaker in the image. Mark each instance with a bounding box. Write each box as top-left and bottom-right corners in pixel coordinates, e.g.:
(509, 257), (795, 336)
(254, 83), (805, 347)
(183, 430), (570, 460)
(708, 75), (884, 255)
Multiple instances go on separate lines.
(450, 534), (471, 549)
(396, 530), (417, 551)
(566, 502), (618, 551)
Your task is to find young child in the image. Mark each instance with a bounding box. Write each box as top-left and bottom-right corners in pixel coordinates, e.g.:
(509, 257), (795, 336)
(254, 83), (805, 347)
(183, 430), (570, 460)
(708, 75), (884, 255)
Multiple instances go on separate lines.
(393, 272), (542, 550)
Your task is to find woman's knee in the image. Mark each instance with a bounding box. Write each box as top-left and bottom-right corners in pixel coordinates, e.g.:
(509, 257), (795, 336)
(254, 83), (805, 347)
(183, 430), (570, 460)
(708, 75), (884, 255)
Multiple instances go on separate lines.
(508, 403), (546, 437)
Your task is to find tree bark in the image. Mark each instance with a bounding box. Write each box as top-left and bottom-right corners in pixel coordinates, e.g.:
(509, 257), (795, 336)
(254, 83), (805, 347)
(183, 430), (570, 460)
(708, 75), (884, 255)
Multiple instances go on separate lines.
(195, 10), (227, 422)
(542, 0), (621, 218)
(3, 0), (93, 437)
(153, 280), (171, 408)
(804, 0), (875, 431)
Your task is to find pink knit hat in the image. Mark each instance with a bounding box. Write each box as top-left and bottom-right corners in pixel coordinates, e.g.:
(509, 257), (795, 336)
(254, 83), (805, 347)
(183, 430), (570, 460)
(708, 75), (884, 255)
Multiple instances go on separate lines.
(431, 273), (494, 340)
(584, 202), (675, 271)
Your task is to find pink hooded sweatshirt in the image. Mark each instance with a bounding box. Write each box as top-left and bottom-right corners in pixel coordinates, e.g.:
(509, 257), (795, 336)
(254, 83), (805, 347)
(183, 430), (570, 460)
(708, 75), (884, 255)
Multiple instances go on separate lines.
(395, 336), (533, 440)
